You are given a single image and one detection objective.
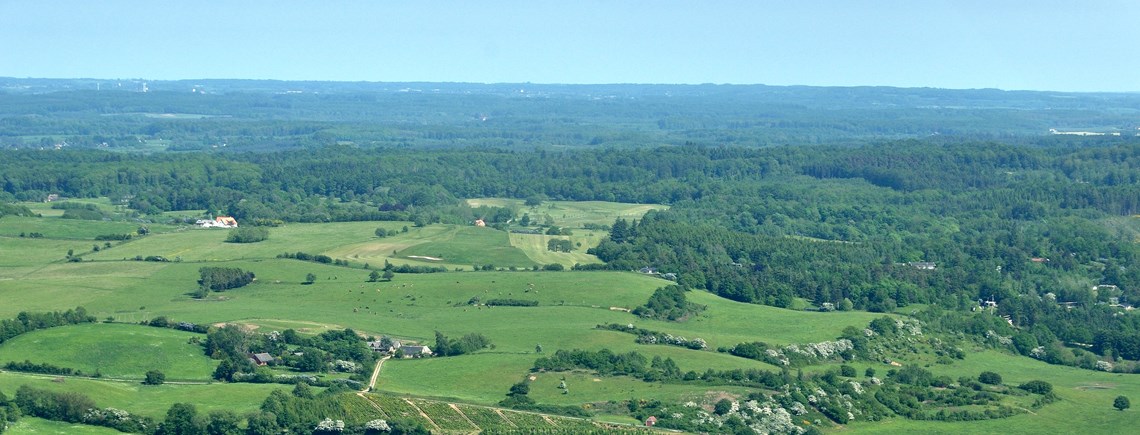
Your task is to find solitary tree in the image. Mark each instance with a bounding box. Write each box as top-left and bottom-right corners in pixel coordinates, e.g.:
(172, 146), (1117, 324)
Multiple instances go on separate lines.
(1115, 395), (1131, 411)
(304, 273), (317, 285)
(535, 344), (543, 353)
(368, 270), (381, 282)
(382, 270), (394, 282)
(524, 195), (544, 207)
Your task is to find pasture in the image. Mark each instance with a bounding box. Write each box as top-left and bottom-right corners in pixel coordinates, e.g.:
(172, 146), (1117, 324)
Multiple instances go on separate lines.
(4, 417), (124, 435)
(0, 323), (216, 380)
(0, 371), (281, 419)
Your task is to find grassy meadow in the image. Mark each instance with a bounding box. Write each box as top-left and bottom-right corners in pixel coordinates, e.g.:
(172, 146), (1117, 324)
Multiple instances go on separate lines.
(3, 199), (1140, 433)
(4, 417), (125, 435)
(0, 371), (281, 419)
(0, 323), (216, 380)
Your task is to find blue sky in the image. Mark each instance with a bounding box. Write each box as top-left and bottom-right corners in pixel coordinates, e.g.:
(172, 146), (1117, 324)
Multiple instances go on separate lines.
(2, 1), (1137, 92)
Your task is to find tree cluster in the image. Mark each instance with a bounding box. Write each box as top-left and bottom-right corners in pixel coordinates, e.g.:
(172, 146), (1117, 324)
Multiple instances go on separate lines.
(197, 267), (255, 294)
(432, 331), (492, 357)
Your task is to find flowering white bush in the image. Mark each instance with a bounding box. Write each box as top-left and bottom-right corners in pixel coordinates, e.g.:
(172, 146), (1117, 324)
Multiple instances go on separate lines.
(746, 405), (803, 435)
(783, 339), (853, 360)
(1095, 360), (1113, 371)
(869, 376), (882, 385)
(637, 335), (658, 344)
(84, 408), (131, 422)
(1030, 346), (1046, 359)
(789, 402), (808, 415)
(691, 337), (708, 349)
(864, 328), (876, 337)
(364, 419), (391, 432)
(850, 381), (864, 395)
(985, 330), (1013, 346)
(333, 360), (358, 372)
(315, 418), (345, 432)
(901, 321), (923, 336)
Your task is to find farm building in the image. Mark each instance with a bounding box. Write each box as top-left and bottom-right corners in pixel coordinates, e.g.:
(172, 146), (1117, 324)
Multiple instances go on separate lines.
(398, 345), (432, 358)
(249, 352), (274, 366)
(368, 338), (401, 353)
(197, 216), (239, 228)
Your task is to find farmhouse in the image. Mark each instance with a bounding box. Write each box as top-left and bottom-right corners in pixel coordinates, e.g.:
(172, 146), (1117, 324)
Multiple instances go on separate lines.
(249, 352), (274, 366)
(197, 216), (239, 228)
(368, 338), (401, 353)
(398, 345), (432, 358)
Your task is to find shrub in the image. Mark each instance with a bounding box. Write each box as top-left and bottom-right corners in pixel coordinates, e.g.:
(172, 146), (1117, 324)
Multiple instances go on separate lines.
(1019, 380), (1053, 394)
(840, 365), (857, 377)
(978, 371), (1003, 385)
(1115, 395), (1130, 411)
(144, 370), (166, 385)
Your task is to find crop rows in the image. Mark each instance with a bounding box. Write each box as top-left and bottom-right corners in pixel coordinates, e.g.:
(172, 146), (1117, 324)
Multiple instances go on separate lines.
(361, 395), (651, 433)
(453, 404), (515, 429)
(410, 399), (479, 431)
(501, 409), (556, 428)
(340, 394), (389, 421)
(367, 395), (434, 428)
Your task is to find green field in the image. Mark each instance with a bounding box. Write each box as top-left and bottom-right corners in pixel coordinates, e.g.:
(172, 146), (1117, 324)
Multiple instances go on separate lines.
(396, 225), (536, 267)
(0, 323), (216, 380)
(0, 370), (281, 419)
(4, 417), (125, 435)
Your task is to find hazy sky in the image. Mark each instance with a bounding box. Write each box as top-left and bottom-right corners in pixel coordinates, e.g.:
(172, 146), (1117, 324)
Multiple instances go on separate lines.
(2, 1), (1137, 92)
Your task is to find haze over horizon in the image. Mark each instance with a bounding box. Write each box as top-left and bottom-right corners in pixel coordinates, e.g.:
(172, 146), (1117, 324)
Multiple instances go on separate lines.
(2, 1), (1138, 93)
